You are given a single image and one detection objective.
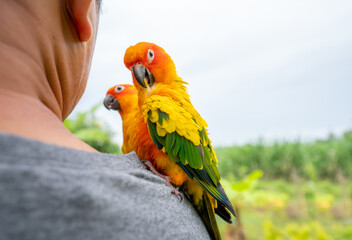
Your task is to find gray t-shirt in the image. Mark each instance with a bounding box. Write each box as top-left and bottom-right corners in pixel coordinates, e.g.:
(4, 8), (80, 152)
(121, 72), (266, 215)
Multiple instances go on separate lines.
(0, 132), (209, 240)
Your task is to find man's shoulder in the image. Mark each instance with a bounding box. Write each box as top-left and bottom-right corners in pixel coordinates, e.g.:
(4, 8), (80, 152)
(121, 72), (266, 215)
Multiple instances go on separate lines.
(0, 131), (141, 170)
(0, 132), (210, 240)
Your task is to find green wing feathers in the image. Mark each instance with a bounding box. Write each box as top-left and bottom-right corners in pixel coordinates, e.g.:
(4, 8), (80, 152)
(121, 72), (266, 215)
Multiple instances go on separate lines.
(143, 95), (236, 217)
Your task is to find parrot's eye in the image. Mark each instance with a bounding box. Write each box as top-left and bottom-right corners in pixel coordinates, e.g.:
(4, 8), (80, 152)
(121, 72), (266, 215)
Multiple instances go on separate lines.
(115, 85), (125, 93)
(147, 49), (154, 63)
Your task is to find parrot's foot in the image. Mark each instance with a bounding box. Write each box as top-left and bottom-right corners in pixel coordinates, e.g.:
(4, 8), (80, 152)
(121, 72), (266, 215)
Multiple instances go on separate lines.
(141, 160), (182, 202)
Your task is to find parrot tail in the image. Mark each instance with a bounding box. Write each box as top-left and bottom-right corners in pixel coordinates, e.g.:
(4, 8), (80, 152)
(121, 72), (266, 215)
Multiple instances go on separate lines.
(198, 193), (222, 240)
(215, 203), (232, 224)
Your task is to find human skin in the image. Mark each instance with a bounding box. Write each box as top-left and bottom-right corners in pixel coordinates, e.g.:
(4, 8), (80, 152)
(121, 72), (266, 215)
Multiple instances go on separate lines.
(0, 0), (100, 152)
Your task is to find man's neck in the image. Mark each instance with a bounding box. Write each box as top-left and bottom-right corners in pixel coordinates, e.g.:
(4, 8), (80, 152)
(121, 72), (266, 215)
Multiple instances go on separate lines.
(0, 90), (97, 152)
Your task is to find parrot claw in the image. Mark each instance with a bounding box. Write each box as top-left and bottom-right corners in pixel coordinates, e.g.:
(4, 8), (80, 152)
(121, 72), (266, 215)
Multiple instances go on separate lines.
(162, 175), (183, 202)
(141, 159), (182, 202)
(166, 180), (183, 202)
(174, 189), (183, 202)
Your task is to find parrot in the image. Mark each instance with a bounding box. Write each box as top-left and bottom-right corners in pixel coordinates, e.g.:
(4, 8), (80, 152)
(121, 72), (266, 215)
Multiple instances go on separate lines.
(121, 42), (236, 239)
(103, 84), (139, 154)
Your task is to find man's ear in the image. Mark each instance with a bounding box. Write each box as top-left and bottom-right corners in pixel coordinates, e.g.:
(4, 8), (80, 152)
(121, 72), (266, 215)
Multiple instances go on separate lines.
(67, 0), (94, 42)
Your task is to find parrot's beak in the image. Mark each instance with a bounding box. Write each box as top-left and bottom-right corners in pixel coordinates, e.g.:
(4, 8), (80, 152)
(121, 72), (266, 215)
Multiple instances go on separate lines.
(132, 63), (154, 88)
(103, 95), (120, 111)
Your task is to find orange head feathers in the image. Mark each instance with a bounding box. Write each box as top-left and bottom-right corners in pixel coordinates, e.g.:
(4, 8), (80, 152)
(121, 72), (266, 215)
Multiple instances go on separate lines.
(124, 42), (177, 91)
(103, 84), (138, 117)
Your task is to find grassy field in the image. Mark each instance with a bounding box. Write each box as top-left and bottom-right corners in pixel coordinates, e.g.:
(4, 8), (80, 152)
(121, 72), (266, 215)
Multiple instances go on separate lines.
(219, 179), (352, 240)
(214, 130), (352, 239)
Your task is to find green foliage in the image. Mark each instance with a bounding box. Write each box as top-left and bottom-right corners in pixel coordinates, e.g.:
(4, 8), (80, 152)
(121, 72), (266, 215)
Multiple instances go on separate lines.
(263, 220), (284, 240)
(216, 130), (352, 180)
(64, 103), (121, 154)
(222, 170), (263, 204)
(229, 170), (263, 192)
(264, 221), (333, 240)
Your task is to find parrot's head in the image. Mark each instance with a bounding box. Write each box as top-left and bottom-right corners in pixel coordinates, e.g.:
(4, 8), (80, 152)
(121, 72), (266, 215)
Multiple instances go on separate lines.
(124, 42), (177, 92)
(103, 84), (138, 116)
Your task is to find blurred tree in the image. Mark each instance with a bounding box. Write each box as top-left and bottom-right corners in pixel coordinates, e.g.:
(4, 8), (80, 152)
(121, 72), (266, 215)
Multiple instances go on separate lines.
(64, 103), (121, 154)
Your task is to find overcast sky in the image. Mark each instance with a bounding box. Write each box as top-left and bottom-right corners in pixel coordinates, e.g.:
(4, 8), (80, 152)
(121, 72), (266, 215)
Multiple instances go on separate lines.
(72, 0), (352, 147)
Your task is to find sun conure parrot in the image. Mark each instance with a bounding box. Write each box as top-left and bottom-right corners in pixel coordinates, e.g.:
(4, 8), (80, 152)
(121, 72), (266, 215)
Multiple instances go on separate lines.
(122, 42), (236, 239)
(103, 84), (139, 154)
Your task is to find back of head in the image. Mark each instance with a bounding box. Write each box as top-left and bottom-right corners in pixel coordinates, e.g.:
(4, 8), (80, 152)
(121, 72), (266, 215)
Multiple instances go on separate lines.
(0, 0), (101, 120)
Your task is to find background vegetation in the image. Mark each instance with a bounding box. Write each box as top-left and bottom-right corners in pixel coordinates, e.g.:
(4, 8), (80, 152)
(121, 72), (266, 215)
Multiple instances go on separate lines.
(64, 104), (121, 154)
(65, 105), (352, 240)
(216, 131), (352, 181)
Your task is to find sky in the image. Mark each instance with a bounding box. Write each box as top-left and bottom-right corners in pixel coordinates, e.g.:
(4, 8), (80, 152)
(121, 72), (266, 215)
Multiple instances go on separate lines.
(72, 0), (352, 147)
